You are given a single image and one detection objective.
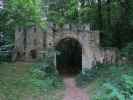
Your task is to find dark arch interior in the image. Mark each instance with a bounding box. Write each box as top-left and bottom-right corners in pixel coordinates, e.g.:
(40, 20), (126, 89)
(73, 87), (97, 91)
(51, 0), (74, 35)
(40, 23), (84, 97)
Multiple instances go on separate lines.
(56, 38), (82, 77)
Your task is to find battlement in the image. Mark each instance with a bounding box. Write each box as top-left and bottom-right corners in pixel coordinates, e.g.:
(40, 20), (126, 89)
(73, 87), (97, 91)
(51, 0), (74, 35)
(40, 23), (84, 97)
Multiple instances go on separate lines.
(48, 23), (97, 32)
(14, 23), (101, 69)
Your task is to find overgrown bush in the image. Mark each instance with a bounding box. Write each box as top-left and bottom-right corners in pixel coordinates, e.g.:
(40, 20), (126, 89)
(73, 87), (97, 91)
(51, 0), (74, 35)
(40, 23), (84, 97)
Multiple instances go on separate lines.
(0, 44), (14, 63)
(93, 74), (133, 100)
(76, 66), (98, 87)
(76, 63), (115, 87)
(121, 42), (133, 61)
(93, 83), (125, 100)
(92, 64), (133, 100)
(31, 48), (63, 91)
(75, 63), (133, 100)
(120, 75), (133, 98)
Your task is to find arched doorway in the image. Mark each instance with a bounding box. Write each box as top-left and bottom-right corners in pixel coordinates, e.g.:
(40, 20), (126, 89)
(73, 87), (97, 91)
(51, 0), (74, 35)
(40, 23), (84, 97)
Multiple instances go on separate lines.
(56, 38), (82, 77)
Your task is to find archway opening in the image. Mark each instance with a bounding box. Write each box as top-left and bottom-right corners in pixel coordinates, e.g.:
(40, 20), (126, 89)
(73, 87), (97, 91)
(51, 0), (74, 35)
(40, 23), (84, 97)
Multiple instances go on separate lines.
(56, 38), (82, 77)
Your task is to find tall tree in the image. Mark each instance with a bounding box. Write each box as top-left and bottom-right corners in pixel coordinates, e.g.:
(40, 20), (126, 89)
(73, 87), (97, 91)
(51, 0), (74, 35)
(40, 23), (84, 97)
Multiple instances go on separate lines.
(97, 0), (103, 30)
(0, 0), (45, 47)
(107, 0), (111, 27)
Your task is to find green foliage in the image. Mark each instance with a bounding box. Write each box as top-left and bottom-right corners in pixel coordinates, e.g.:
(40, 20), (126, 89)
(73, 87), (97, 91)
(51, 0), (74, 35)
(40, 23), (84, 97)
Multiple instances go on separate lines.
(0, 0), (46, 63)
(0, 44), (14, 62)
(91, 64), (133, 100)
(76, 67), (98, 87)
(48, 0), (78, 24)
(40, 48), (57, 75)
(31, 48), (63, 91)
(121, 42), (133, 60)
(93, 74), (133, 100)
(79, 6), (97, 24)
(65, 0), (78, 23)
(93, 83), (125, 100)
(120, 75), (133, 98)
(0, 63), (64, 100)
(57, 18), (65, 28)
(48, 10), (61, 23)
(46, 0), (133, 48)
(76, 63), (121, 87)
(0, 0), (46, 47)
(4, 0), (45, 28)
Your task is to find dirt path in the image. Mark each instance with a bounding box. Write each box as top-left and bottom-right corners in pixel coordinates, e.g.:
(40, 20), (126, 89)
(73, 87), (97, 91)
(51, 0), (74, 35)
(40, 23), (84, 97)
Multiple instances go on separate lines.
(63, 77), (89, 100)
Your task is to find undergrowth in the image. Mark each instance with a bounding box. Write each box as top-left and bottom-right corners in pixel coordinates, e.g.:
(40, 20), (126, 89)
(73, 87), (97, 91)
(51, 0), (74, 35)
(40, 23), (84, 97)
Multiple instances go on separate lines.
(91, 64), (133, 100)
(30, 48), (64, 92)
(75, 63), (133, 100)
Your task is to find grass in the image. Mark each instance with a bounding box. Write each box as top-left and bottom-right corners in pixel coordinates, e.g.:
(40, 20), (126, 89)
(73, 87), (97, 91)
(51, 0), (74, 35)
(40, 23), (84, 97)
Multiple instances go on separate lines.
(0, 62), (132, 100)
(86, 64), (133, 99)
(0, 62), (64, 100)
(75, 64), (133, 99)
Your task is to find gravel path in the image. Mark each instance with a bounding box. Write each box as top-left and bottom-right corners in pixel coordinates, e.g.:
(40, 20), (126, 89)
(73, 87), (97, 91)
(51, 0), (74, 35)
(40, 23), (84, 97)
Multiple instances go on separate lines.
(63, 77), (89, 100)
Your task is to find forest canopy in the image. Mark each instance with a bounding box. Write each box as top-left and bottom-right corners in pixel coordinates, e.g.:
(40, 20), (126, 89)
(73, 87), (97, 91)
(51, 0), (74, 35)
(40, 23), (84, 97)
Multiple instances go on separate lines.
(0, 0), (133, 48)
(47, 0), (133, 48)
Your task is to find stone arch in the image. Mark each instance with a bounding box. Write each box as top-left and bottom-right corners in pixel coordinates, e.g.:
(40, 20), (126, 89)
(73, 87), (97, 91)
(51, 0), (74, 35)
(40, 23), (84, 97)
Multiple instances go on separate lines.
(50, 31), (94, 70)
(54, 32), (84, 47)
(55, 37), (82, 76)
(55, 36), (83, 48)
(15, 25), (101, 69)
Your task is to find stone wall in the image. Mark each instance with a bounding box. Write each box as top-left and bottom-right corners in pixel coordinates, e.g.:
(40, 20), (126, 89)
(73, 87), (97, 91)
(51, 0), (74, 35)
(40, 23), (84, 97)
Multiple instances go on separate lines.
(14, 27), (44, 61)
(94, 47), (120, 64)
(14, 24), (119, 70)
(46, 24), (100, 69)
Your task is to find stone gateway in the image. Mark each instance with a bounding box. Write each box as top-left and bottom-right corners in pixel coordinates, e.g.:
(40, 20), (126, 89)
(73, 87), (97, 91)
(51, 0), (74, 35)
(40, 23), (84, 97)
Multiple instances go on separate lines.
(14, 24), (118, 73)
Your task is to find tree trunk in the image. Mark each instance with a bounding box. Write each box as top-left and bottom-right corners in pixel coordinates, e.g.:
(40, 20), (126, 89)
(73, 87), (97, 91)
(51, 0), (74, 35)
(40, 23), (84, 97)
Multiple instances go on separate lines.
(107, 0), (111, 27)
(23, 28), (27, 51)
(120, 0), (130, 24)
(97, 0), (103, 30)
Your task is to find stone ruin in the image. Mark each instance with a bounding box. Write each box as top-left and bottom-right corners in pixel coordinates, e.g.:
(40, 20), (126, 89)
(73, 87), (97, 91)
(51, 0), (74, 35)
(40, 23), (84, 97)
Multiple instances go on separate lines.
(14, 24), (119, 70)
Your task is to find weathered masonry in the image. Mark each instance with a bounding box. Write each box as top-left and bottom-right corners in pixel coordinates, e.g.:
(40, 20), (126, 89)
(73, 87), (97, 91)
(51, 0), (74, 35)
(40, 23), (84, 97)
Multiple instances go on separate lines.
(14, 24), (118, 70)
(47, 24), (100, 69)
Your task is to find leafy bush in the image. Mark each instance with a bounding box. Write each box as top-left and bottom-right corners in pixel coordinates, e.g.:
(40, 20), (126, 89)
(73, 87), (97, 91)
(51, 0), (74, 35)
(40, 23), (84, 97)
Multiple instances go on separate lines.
(31, 48), (63, 91)
(121, 42), (133, 61)
(92, 67), (133, 100)
(0, 44), (14, 62)
(39, 48), (59, 75)
(77, 63), (133, 100)
(93, 83), (125, 100)
(76, 63), (117, 87)
(76, 67), (98, 87)
(120, 75), (133, 98)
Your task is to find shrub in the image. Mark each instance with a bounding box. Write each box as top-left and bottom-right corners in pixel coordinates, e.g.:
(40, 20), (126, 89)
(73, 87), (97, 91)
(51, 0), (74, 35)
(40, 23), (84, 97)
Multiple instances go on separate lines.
(90, 64), (133, 100)
(0, 44), (14, 62)
(92, 74), (133, 100)
(76, 67), (98, 87)
(93, 83), (125, 100)
(121, 42), (133, 61)
(120, 75), (133, 98)
(31, 48), (63, 91)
